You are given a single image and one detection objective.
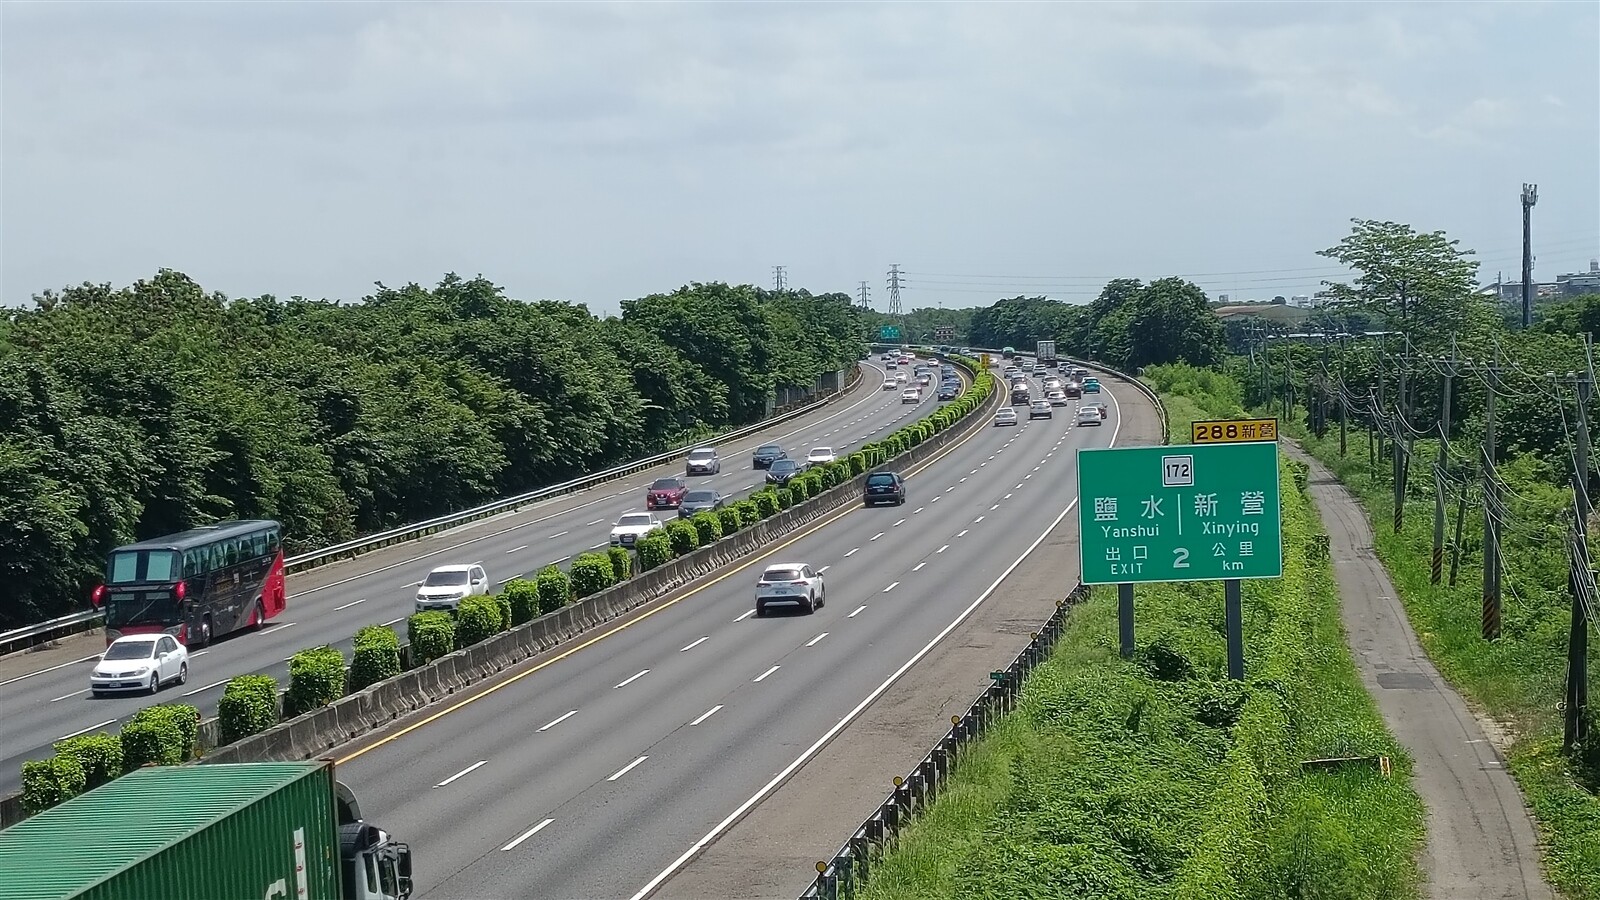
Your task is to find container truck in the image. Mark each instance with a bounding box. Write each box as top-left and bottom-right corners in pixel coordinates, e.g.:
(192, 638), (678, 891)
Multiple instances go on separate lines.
(0, 760), (412, 900)
(1036, 340), (1057, 366)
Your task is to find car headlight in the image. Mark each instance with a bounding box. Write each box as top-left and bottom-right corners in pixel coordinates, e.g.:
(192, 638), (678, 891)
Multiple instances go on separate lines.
(130, 666), (149, 676)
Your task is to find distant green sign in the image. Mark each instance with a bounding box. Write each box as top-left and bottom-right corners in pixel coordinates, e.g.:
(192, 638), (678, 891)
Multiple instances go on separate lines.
(1076, 442), (1283, 585)
(878, 325), (902, 341)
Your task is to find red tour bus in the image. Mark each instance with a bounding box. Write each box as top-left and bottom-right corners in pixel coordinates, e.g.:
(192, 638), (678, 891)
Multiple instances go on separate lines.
(91, 519), (288, 647)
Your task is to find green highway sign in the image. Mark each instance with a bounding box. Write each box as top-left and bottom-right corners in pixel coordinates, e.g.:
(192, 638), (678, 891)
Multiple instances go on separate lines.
(878, 325), (902, 341)
(1076, 442), (1283, 585)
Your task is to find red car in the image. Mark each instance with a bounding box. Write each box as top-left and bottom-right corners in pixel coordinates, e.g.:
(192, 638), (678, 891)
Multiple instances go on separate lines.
(646, 476), (689, 510)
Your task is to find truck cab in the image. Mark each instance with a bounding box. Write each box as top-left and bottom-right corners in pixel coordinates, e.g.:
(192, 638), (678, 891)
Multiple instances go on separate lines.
(339, 822), (413, 900)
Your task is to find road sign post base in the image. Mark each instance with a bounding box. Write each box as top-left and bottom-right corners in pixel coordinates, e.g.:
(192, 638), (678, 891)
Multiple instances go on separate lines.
(1118, 583), (1134, 658)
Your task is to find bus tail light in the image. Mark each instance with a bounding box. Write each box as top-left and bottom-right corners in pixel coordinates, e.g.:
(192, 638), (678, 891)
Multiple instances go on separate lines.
(174, 580), (187, 601)
(90, 584), (106, 607)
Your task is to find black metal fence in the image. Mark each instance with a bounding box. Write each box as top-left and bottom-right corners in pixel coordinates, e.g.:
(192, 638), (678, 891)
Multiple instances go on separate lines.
(799, 581), (1092, 899)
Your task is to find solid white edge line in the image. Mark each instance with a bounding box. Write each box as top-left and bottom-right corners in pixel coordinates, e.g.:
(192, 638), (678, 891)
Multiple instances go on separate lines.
(435, 759), (488, 787)
(502, 818), (554, 851)
(607, 755), (649, 781)
(628, 382), (1126, 900)
(537, 710), (577, 732)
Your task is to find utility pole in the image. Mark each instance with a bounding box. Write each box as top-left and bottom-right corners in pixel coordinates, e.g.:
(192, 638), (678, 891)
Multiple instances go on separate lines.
(1338, 332), (1348, 457)
(1521, 183), (1538, 329)
(1482, 354), (1502, 640)
(1562, 353), (1593, 751)
(1432, 353), (1456, 584)
(857, 281), (871, 310)
(1394, 344), (1412, 534)
(886, 264), (904, 321)
(773, 266), (787, 292)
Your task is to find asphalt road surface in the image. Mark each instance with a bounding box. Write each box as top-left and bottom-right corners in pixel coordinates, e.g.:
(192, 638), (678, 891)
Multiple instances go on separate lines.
(0, 359), (950, 793)
(326, 367), (1121, 899)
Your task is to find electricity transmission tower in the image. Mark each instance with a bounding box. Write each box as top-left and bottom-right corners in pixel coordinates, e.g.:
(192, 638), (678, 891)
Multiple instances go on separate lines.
(857, 280), (871, 309)
(886, 264), (904, 319)
(773, 266), (787, 292)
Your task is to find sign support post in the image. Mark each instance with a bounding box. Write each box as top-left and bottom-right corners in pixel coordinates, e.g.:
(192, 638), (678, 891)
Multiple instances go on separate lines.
(1118, 583), (1135, 658)
(1224, 579), (1244, 680)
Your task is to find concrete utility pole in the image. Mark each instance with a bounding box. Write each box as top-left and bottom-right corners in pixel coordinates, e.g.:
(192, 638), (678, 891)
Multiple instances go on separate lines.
(1563, 350), (1593, 751)
(1521, 184), (1538, 329)
(886, 264), (904, 320)
(1432, 353), (1456, 584)
(1482, 354), (1502, 640)
(773, 266), (787, 292)
(857, 281), (870, 310)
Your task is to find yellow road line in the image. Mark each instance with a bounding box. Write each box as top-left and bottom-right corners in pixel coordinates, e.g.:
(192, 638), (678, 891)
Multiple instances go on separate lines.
(337, 376), (996, 764)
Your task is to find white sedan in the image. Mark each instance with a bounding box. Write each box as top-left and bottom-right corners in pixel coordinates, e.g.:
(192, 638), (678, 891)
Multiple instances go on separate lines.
(806, 446), (838, 466)
(882, 380), (897, 391)
(90, 634), (189, 696)
(901, 389), (921, 404)
(993, 408), (1018, 426)
(754, 563), (826, 616)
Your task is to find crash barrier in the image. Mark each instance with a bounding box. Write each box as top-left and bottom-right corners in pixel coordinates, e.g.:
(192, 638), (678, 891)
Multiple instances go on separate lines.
(800, 581), (1092, 900)
(0, 367), (867, 656)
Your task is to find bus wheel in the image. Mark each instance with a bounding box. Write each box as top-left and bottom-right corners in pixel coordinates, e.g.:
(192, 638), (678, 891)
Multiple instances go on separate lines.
(249, 601), (266, 631)
(197, 617), (213, 648)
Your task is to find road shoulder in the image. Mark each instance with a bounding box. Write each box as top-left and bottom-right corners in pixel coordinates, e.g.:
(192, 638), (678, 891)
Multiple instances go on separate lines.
(653, 392), (1166, 900)
(1285, 441), (1553, 900)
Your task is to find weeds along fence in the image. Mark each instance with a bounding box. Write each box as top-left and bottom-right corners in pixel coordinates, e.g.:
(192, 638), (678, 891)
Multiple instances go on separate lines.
(799, 581), (1091, 900)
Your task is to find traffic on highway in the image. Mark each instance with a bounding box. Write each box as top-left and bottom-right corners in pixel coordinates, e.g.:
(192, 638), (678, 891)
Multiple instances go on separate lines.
(316, 359), (1126, 899)
(0, 358), (970, 795)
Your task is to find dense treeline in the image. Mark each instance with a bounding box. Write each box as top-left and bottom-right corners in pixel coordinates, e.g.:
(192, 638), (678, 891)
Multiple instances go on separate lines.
(0, 270), (866, 627)
(966, 276), (1227, 371)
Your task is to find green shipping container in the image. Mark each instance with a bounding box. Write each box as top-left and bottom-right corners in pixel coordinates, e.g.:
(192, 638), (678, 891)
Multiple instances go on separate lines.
(0, 761), (342, 900)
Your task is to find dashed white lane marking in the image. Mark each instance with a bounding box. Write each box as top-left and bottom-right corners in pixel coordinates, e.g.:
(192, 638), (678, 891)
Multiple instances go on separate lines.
(608, 756), (649, 781)
(848, 605), (867, 618)
(989, 504), (1000, 511)
(735, 610), (756, 622)
(957, 529), (969, 538)
(753, 665), (781, 683)
(690, 706), (723, 726)
(883, 582), (900, 593)
(931, 496), (940, 503)
(614, 669), (651, 689)
(56, 719), (117, 742)
(937, 544), (949, 553)
(845, 547), (859, 557)
(182, 677), (231, 697)
(586, 519), (606, 526)
(503, 818), (554, 851)
(913, 562), (926, 572)
(974, 515), (986, 523)
(914, 506), (924, 514)
(870, 532), (885, 541)
(436, 760), (488, 787)
(806, 633), (829, 647)
(538, 710), (577, 731)
(333, 597), (368, 611)
(680, 636), (709, 652)
(507, 545), (528, 554)
(892, 518), (906, 527)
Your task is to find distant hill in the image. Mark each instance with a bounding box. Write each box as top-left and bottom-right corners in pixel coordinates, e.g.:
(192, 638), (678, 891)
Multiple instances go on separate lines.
(1211, 304), (1314, 323)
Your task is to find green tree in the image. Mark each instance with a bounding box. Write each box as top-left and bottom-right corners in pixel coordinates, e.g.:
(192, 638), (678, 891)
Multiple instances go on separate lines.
(1317, 219), (1489, 342)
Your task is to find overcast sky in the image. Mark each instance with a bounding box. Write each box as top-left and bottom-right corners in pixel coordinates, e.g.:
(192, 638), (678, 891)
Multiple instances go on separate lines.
(3, 1), (1596, 315)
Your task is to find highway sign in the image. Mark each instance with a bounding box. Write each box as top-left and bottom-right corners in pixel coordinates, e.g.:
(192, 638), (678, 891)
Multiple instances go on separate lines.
(1076, 442), (1283, 585)
(1191, 417), (1279, 444)
(935, 325), (955, 342)
(878, 325), (902, 341)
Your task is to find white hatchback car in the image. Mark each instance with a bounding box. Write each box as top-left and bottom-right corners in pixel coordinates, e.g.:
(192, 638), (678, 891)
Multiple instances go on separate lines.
(416, 563), (491, 613)
(807, 447), (838, 466)
(90, 634), (189, 696)
(754, 563), (826, 616)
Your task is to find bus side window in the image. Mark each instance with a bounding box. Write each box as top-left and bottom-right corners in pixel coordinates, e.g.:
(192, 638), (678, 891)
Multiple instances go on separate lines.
(267, 528), (281, 553)
(227, 539), (242, 567)
(251, 532), (267, 558)
(183, 550), (203, 578)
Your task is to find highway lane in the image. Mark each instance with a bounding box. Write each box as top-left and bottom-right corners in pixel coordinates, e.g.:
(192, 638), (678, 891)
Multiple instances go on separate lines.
(0, 358), (944, 791)
(329, 375), (1121, 899)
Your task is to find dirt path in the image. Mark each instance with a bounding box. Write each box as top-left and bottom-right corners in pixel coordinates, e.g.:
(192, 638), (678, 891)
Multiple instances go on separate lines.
(1287, 442), (1553, 900)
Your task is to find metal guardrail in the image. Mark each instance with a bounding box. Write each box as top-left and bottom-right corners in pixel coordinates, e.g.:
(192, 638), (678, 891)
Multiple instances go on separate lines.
(800, 582), (1091, 900)
(0, 367), (869, 656)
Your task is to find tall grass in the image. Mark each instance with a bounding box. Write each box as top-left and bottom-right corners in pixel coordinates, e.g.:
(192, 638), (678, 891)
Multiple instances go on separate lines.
(859, 365), (1423, 900)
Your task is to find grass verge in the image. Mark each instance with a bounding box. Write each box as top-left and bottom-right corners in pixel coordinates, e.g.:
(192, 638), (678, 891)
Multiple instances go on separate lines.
(857, 368), (1424, 900)
(1253, 375), (1600, 899)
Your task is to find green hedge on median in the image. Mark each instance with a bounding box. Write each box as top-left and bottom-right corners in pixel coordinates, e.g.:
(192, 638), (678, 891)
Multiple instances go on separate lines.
(666, 520), (699, 556)
(348, 625), (402, 692)
(535, 565), (571, 613)
(21, 755), (85, 814)
(121, 703), (197, 771)
(454, 596), (506, 649)
(607, 546), (633, 581)
(52, 733), (122, 791)
(570, 552), (616, 598)
(636, 531), (674, 571)
(407, 611), (456, 666)
(690, 511), (723, 546)
(716, 506), (742, 535)
(218, 674), (281, 744)
(285, 646), (346, 716)
(502, 578), (541, 625)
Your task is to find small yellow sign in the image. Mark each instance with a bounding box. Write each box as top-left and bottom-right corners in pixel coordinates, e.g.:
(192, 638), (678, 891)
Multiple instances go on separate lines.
(1191, 417), (1279, 444)
(981, 353), (992, 369)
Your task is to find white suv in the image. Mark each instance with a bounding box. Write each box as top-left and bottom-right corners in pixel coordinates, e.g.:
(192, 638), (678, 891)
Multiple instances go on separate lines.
(754, 563), (826, 616)
(415, 564), (490, 613)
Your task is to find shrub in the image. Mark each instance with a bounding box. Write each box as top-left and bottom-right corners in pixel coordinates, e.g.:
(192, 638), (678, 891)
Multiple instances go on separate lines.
(348, 626), (402, 692)
(354, 624), (400, 649)
(734, 499), (762, 527)
(52, 733), (122, 790)
(636, 531), (675, 570)
(570, 552), (617, 598)
(666, 520), (700, 556)
(607, 545), (633, 581)
(501, 578), (541, 625)
(121, 704), (196, 771)
(819, 464), (840, 488)
(286, 646), (347, 716)
(690, 511), (723, 545)
(753, 490), (780, 518)
(848, 452), (867, 475)
(716, 506), (743, 535)
(495, 595), (513, 631)
(775, 487), (795, 510)
(407, 611), (456, 666)
(454, 596), (504, 648)
(22, 755), (86, 813)
(218, 674), (281, 744)
(535, 566), (571, 614)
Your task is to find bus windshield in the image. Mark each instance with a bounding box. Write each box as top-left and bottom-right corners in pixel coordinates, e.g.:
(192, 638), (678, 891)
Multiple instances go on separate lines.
(107, 549), (181, 584)
(105, 594), (183, 629)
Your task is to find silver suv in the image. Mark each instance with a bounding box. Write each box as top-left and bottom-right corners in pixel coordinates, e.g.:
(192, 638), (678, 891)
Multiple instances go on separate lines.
(686, 447), (721, 475)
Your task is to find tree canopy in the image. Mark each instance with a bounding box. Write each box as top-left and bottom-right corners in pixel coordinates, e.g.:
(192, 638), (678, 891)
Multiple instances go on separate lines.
(0, 270), (866, 627)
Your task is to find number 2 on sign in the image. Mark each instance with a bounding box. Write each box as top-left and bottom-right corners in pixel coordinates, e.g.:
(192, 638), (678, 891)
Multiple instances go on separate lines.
(1162, 455), (1194, 487)
(1173, 547), (1190, 569)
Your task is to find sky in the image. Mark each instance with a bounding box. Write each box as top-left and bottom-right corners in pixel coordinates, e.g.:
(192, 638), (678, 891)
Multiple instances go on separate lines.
(3, 0), (1597, 316)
